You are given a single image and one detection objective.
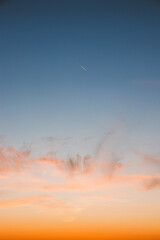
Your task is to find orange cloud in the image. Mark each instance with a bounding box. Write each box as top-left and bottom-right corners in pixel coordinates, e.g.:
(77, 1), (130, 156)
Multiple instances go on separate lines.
(142, 154), (160, 164)
(0, 128), (124, 183)
(133, 149), (160, 165)
(142, 177), (160, 191)
(0, 146), (31, 174)
(0, 127), (159, 222)
(0, 195), (51, 208)
(0, 194), (68, 212)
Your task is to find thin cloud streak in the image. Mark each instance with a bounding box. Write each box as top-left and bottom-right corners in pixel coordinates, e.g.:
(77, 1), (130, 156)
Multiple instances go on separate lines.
(133, 149), (160, 165)
(80, 65), (87, 71)
(0, 195), (51, 208)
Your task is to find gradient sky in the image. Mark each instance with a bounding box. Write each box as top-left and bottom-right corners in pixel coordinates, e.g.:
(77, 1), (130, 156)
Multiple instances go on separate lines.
(0, 1), (160, 240)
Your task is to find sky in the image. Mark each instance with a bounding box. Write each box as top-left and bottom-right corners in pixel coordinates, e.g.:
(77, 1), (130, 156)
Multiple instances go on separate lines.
(0, 0), (160, 239)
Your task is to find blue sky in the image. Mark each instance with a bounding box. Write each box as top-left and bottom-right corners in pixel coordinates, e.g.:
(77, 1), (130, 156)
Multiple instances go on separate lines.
(0, 0), (160, 157)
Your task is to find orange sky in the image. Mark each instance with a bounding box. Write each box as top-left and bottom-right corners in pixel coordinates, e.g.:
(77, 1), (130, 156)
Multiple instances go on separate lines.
(0, 204), (160, 240)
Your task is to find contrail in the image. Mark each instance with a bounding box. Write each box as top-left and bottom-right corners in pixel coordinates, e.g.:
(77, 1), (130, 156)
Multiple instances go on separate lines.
(80, 65), (87, 71)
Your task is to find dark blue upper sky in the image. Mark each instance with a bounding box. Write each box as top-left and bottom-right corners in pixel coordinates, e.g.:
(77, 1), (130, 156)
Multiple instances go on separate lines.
(0, 0), (160, 155)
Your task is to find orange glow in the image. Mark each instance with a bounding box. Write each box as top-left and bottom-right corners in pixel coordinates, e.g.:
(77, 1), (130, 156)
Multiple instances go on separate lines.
(0, 131), (160, 240)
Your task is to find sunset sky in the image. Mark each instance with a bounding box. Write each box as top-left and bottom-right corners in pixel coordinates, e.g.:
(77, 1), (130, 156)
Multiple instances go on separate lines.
(0, 0), (160, 239)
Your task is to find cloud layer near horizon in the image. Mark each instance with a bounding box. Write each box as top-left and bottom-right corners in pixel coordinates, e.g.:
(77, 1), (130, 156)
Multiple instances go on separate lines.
(0, 129), (159, 218)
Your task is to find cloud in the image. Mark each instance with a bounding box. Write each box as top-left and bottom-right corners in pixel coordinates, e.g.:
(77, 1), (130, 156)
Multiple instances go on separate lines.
(32, 197), (67, 210)
(0, 128), (126, 195)
(0, 127), (124, 179)
(0, 195), (51, 208)
(42, 136), (72, 143)
(0, 146), (31, 174)
(134, 79), (160, 87)
(38, 127), (124, 182)
(0, 194), (68, 212)
(133, 149), (160, 165)
(142, 177), (160, 191)
(0, 127), (160, 222)
(95, 127), (116, 158)
(0, 135), (158, 194)
(141, 153), (160, 165)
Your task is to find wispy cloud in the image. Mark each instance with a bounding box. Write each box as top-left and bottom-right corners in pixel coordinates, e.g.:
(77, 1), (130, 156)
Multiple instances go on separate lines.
(42, 136), (72, 143)
(0, 128), (159, 220)
(134, 79), (160, 87)
(0, 194), (68, 212)
(142, 177), (160, 191)
(0, 146), (31, 174)
(0, 129), (157, 191)
(0, 195), (51, 208)
(133, 149), (160, 165)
